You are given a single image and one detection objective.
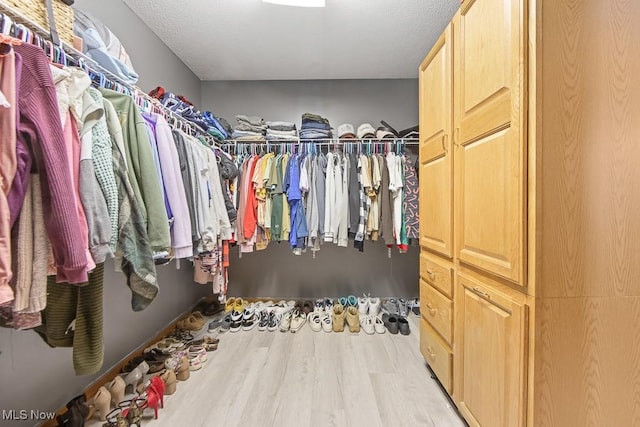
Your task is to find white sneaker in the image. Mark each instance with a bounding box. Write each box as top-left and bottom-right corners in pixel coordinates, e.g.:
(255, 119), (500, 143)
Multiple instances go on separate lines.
(321, 313), (332, 333)
(374, 315), (386, 334)
(279, 311), (293, 332)
(230, 310), (243, 332)
(275, 301), (295, 316)
(268, 312), (281, 332)
(358, 295), (369, 316)
(290, 311), (306, 333)
(308, 312), (322, 332)
(368, 297), (381, 316)
(361, 315), (375, 335)
(324, 298), (334, 315)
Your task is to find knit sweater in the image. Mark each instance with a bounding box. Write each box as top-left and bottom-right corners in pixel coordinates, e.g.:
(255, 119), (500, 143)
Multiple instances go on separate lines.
(14, 43), (89, 284)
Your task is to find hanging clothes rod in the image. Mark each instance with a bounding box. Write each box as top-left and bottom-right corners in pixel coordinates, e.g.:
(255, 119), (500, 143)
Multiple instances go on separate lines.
(0, 2), (204, 137)
(221, 138), (419, 144)
(0, 4), (421, 147)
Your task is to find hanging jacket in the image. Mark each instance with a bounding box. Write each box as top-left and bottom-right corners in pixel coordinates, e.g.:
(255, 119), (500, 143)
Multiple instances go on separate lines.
(100, 89), (171, 254)
(88, 88), (119, 253)
(153, 114), (193, 259)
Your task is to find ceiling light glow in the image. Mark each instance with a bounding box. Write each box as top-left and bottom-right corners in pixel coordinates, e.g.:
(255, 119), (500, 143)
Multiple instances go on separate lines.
(263, 0), (326, 7)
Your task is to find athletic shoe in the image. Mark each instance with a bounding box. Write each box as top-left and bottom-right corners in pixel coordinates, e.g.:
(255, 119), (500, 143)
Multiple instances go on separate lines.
(290, 310), (306, 333)
(229, 310), (243, 332)
(307, 312), (322, 332)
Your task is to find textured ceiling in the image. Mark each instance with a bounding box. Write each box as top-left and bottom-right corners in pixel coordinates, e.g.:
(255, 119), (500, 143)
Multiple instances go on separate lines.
(122, 0), (460, 81)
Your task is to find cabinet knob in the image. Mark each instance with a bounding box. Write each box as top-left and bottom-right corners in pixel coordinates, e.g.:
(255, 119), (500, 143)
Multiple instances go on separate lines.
(427, 346), (436, 359)
(426, 269), (436, 278)
(427, 303), (437, 315)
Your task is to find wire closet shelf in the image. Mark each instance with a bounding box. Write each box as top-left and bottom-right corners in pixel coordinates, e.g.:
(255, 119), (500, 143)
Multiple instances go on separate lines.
(0, 2), (420, 151)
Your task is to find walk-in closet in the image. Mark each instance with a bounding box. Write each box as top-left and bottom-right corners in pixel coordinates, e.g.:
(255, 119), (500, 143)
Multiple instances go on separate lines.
(0, 0), (638, 426)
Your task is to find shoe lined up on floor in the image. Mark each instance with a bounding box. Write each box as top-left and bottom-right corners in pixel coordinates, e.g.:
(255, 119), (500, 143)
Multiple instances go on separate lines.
(210, 297), (415, 336)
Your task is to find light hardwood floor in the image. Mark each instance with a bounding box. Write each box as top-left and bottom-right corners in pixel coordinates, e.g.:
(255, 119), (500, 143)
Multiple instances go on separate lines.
(89, 314), (466, 427)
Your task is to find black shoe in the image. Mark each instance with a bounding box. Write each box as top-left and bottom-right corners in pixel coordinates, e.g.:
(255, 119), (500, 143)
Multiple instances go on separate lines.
(398, 316), (410, 336)
(382, 313), (399, 334)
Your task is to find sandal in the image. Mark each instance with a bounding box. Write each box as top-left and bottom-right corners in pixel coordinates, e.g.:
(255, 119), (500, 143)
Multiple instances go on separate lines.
(189, 335), (220, 346)
(177, 314), (204, 331)
(168, 328), (193, 342)
(103, 408), (128, 427)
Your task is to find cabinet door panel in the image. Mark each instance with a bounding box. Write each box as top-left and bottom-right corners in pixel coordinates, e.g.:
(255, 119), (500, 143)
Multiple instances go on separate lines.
(454, 0), (526, 285)
(456, 274), (528, 427)
(419, 25), (454, 258)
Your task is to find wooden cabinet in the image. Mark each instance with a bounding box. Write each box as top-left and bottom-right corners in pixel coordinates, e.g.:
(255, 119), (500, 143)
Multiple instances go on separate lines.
(420, 317), (453, 394)
(419, 24), (453, 259)
(420, 279), (453, 345)
(453, 0), (526, 286)
(419, 23), (457, 397)
(419, 0), (639, 425)
(456, 273), (528, 427)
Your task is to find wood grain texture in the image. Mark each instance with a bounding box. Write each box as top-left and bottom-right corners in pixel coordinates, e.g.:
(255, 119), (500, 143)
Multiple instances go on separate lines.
(533, 296), (640, 427)
(419, 24), (454, 258)
(455, 273), (528, 427)
(539, 0), (640, 297)
(421, 279), (454, 345)
(454, 0), (527, 286)
(420, 252), (454, 298)
(85, 315), (465, 427)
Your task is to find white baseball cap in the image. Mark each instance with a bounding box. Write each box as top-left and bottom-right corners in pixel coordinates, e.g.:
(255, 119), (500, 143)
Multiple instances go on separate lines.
(376, 129), (395, 140)
(357, 123), (376, 139)
(338, 124), (356, 138)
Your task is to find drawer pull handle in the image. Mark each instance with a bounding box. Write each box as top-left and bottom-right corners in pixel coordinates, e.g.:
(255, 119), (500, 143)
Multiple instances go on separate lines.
(427, 346), (436, 359)
(472, 286), (491, 299)
(426, 269), (436, 278)
(427, 304), (437, 315)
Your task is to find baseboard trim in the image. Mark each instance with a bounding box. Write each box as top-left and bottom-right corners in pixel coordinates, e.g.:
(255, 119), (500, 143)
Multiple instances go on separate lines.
(40, 297), (206, 427)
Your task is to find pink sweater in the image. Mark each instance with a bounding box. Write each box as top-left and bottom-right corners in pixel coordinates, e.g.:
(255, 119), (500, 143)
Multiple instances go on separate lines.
(14, 43), (89, 284)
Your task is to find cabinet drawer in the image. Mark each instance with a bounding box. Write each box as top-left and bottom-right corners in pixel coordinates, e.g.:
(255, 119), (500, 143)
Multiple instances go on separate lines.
(420, 252), (453, 298)
(420, 279), (453, 345)
(420, 317), (453, 394)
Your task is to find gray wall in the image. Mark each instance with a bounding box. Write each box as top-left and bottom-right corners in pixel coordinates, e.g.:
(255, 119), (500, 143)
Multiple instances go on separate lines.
(202, 79), (420, 298)
(0, 1), (208, 422)
(74, 0), (201, 106)
(201, 79), (418, 131)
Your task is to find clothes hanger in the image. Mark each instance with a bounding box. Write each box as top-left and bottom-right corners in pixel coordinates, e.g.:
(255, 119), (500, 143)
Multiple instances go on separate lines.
(0, 32), (22, 46)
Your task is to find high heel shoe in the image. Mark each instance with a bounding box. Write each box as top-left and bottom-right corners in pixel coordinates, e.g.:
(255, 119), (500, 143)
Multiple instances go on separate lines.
(135, 373), (166, 407)
(86, 386), (111, 421)
(107, 376), (126, 406)
(118, 398), (146, 427)
(139, 386), (163, 419)
(56, 394), (89, 427)
(123, 369), (142, 394)
(176, 355), (190, 381)
(160, 369), (177, 395)
(122, 361), (148, 394)
(103, 407), (128, 427)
